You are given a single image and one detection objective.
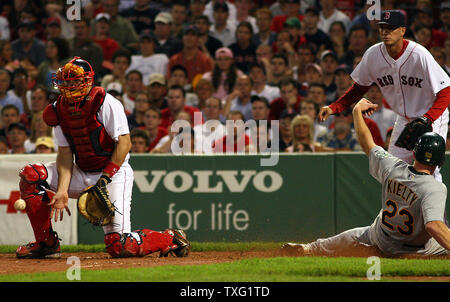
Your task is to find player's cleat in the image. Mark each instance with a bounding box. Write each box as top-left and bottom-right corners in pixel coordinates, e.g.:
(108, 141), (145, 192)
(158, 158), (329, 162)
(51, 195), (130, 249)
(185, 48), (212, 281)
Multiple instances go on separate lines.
(160, 229), (191, 258)
(281, 243), (310, 256)
(16, 237), (61, 259)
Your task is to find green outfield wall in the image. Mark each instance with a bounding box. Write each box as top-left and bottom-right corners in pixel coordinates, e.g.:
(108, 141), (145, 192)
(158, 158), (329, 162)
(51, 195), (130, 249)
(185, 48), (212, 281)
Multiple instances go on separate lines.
(78, 153), (450, 244)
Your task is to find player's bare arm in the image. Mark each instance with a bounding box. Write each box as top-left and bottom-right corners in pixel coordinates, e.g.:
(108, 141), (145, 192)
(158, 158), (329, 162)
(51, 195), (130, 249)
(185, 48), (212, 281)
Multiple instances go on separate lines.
(49, 146), (73, 222)
(425, 220), (450, 251)
(104, 134), (132, 178)
(352, 99), (379, 155)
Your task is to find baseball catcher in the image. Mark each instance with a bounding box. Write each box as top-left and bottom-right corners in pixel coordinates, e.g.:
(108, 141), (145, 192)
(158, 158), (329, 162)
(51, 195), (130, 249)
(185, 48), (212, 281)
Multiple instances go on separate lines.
(15, 57), (191, 259)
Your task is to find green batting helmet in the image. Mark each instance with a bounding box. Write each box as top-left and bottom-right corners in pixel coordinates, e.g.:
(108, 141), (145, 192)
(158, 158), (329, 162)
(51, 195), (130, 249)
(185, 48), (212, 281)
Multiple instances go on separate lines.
(413, 132), (446, 167)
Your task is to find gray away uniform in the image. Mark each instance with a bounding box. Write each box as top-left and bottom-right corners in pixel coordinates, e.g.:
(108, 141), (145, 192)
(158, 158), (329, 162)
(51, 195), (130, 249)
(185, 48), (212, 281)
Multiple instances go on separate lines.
(308, 146), (449, 256)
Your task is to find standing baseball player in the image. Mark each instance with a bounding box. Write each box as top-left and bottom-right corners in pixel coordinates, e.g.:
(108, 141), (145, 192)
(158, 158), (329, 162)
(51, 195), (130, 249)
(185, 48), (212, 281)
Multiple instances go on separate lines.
(318, 10), (450, 181)
(283, 99), (450, 257)
(15, 57), (190, 259)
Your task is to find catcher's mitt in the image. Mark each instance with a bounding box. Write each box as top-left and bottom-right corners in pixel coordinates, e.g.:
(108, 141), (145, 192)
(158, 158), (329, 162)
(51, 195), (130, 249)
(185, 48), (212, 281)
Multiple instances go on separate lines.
(77, 175), (115, 226)
(394, 116), (432, 151)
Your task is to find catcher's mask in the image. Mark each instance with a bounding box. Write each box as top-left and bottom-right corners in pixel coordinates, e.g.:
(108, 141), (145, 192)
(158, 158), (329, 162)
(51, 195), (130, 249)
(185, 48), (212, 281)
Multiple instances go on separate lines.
(413, 132), (445, 167)
(52, 56), (94, 109)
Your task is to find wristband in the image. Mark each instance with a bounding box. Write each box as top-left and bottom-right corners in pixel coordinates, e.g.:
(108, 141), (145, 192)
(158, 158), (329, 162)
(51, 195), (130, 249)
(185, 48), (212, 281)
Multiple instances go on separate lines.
(103, 162), (120, 178)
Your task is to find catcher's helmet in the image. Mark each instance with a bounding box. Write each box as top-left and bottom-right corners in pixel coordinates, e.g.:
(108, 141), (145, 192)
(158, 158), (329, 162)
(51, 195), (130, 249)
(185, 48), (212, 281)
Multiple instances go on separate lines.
(413, 132), (445, 167)
(52, 57), (94, 107)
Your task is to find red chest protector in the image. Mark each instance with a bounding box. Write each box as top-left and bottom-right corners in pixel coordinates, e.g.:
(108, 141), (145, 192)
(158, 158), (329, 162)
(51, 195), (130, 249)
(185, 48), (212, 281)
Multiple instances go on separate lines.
(44, 87), (115, 172)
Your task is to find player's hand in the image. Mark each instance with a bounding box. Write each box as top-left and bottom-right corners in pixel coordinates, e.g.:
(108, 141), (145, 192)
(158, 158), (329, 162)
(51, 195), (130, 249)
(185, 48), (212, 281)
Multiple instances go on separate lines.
(353, 98), (378, 116)
(318, 106), (333, 122)
(49, 191), (71, 222)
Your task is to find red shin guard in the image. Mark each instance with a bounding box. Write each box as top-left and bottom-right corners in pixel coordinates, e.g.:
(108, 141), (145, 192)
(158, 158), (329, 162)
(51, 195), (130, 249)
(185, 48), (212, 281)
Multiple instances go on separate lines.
(104, 229), (175, 258)
(19, 164), (56, 244)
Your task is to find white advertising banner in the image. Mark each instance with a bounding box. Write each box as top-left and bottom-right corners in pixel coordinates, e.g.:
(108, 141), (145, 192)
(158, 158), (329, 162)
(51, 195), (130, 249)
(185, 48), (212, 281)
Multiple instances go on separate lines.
(0, 154), (77, 245)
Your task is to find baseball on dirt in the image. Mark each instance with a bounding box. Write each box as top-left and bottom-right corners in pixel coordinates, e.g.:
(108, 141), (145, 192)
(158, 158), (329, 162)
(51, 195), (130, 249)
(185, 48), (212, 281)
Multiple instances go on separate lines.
(14, 199), (26, 210)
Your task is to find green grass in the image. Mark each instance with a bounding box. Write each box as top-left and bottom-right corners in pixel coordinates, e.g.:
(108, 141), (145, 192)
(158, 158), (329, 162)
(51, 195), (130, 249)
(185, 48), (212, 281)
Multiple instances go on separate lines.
(1, 243), (449, 282)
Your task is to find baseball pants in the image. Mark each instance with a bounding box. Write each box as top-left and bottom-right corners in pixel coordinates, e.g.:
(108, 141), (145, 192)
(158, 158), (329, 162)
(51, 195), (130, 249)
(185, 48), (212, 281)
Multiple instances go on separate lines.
(45, 161), (134, 235)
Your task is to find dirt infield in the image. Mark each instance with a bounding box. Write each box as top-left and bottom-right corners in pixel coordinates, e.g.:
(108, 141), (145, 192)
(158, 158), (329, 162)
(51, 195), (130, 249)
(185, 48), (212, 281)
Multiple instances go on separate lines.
(0, 250), (279, 275)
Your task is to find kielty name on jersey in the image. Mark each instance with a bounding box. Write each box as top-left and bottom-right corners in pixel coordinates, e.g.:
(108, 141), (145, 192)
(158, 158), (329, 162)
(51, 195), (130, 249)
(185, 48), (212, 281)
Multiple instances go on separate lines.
(386, 178), (418, 205)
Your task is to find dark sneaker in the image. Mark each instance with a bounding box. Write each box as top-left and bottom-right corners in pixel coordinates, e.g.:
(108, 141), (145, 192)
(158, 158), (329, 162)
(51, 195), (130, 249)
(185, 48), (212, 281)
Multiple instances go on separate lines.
(16, 240), (61, 259)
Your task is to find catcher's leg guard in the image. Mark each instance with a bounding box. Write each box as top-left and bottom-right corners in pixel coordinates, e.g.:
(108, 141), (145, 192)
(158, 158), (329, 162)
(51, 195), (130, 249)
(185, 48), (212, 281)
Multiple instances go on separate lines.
(18, 164), (56, 244)
(16, 228), (61, 259)
(104, 229), (191, 258)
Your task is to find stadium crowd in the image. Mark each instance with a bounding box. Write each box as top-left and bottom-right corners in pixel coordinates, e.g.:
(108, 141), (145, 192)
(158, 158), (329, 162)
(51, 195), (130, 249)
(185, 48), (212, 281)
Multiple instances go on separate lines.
(0, 0), (449, 154)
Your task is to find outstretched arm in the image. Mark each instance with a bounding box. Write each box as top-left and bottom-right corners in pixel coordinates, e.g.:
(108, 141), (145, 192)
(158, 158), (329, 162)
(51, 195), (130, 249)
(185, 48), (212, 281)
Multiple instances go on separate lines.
(352, 98), (379, 156)
(426, 220), (450, 251)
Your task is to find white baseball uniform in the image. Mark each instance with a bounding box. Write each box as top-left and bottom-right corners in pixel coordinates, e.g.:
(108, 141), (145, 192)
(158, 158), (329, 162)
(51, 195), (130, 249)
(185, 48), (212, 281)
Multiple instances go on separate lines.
(351, 40), (450, 180)
(45, 93), (135, 235)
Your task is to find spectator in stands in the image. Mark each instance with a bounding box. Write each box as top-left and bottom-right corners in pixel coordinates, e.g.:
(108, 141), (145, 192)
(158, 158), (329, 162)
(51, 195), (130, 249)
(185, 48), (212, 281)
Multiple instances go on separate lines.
(121, 0), (160, 34)
(36, 37), (70, 89)
(0, 104), (20, 138)
(306, 82), (328, 108)
(303, 63), (323, 88)
(272, 29), (296, 67)
(7, 122), (28, 154)
(91, 0), (139, 51)
(212, 110), (252, 153)
(286, 115), (331, 152)
(299, 99), (328, 141)
(154, 12), (183, 57)
(194, 96), (226, 153)
(127, 30), (169, 86)
(142, 106), (168, 152)
(413, 24), (432, 49)
(171, 2), (189, 39)
(255, 44), (273, 81)
(318, 0), (351, 34)
(439, 2), (450, 36)
(160, 85), (201, 130)
(122, 70), (144, 114)
(339, 25), (369, 67)
(364, 84), (397, 144)
(317, 108), (361, 151)
(253, 8), (277, 47)
(277, 109), (295, 152)
(228, 21), (257, 74)
(100, 48), (131, 90)
(210, 2), (236, 47)
(267, 54), (290, 87)
(168, 25), (214, 84)
(194, 78), (214, 111)
(11, 20), (46, 67)
(250, 95), (270, 122)
(147, 73), (168, 109)
(92, 13), (120, 64)
(0, 41), (17, 72)
(9, 68), (29, 116)
(319, 50), (338, 102)
(329, 21), (349, 58)
(303, 7), (332, 56)
(34, 136), (55, 154)
(296, 43), (316, 82)
(429, 47), (449, 76)
(0, 135), (8, 154)
(168, 64), (199, 107)
(24, 110), (53, 153)
(45, 17), (63, 40)
(70, 18), (104, 77)
(127, 91), (151, 130)
(203, 47), (242, 99)
(204, 0), (237, 27)
(20, 85), (50, 130)
(234, 0), (257, 33)
(249, 63), (279, 103)
(130, 128), (150, 153)
(151, 110), (193, 153)
(0, 69), (23, 114)
(269, 77), (302, 121)
(194, 15), (223, 58)
(329, 64), (353, 103)
(224, 74), (253, 121)
(187, 0), (208, 25)
(270, 0), (303, 33)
